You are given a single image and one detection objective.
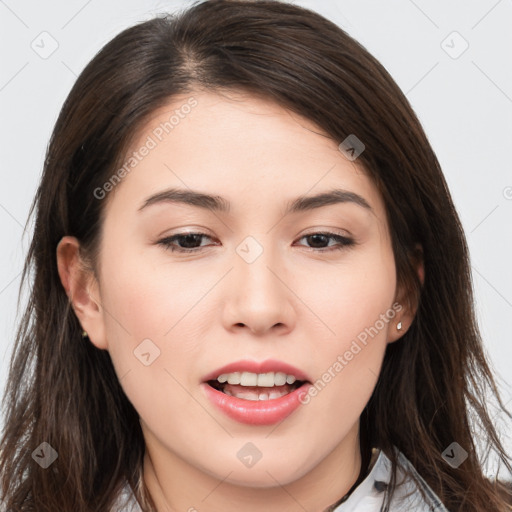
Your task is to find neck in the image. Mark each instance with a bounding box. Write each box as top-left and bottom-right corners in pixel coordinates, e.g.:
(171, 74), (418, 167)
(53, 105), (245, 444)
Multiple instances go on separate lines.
(141, 422), (363, 512)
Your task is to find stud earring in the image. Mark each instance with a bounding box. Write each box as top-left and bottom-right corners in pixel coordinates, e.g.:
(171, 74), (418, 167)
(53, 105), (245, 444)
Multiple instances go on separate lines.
(81, 330), (88, 339)
(396, 321), (402, 331)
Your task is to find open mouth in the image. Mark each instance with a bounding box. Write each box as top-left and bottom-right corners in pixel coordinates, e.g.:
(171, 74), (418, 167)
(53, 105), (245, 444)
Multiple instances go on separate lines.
(207, 379), (306, 401)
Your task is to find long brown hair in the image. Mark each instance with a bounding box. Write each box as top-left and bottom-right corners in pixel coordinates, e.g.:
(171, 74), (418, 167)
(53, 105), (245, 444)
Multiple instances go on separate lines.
(1, 1), (511, 510)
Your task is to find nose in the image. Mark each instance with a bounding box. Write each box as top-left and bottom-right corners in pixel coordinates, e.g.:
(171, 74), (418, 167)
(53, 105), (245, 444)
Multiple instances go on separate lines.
(222, 243), (296, 336)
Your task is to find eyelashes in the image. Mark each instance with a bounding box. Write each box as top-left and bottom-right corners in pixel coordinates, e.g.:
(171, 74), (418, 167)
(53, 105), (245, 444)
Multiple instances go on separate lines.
(156, 231), (356, 254)
(158, 232), (214, 253)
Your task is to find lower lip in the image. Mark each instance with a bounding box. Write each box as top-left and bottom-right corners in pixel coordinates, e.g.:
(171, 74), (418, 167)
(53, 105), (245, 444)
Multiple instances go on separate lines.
(202, 382), (311, 426)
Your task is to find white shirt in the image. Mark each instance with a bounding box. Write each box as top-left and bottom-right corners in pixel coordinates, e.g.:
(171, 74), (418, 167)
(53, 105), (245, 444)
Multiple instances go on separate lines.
(111, 447), (449, 511)
(331, 448), (449, 511)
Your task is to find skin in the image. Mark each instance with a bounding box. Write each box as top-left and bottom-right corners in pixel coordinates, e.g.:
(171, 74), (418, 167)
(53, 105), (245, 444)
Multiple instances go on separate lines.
(57, 90), (423, 512)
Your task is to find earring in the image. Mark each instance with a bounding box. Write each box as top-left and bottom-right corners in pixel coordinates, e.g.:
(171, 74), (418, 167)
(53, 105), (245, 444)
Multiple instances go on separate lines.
(81, 330), (88, 339)
(396, 321), (403, 331)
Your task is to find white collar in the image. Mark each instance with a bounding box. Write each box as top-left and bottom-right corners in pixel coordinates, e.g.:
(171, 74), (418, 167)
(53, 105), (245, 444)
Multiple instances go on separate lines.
(332, 448), (449, 512)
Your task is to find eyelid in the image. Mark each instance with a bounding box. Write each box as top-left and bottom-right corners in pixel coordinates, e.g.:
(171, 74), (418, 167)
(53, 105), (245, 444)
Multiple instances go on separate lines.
(299, 227), (352, 238)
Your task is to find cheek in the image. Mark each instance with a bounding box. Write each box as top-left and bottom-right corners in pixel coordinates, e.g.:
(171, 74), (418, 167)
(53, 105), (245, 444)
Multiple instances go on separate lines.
(295, 250), (396, 420)
(97, 243), (232, 407)
(100, 244), (215, 340)
(296, 246), (396, 345)
(97, 252), (209, 432)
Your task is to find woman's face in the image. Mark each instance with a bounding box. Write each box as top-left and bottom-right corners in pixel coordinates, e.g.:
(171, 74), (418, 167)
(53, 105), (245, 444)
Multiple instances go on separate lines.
(71, 90), (406, 491)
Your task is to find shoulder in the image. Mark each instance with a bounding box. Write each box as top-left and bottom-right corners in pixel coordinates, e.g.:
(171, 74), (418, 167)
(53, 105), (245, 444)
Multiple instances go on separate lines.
(333, 447), (449, 512)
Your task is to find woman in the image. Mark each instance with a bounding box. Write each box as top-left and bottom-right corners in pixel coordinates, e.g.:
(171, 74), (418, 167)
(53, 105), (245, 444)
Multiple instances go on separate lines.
(0, 1), (510, 510)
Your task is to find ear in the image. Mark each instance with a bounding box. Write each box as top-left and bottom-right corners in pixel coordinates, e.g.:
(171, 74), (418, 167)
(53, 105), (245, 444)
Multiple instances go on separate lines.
(56, 236), (108, 350)
(387, 243), (424, 343)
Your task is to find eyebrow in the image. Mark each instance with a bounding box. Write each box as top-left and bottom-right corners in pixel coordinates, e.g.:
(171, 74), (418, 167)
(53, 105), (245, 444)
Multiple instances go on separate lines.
(138, 187), (372, 215)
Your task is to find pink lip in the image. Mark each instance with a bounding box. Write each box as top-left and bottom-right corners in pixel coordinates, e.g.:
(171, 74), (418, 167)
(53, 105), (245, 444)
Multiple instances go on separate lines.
(201, 359), (312, 426)
(201, 359), (311, 383)
(202, 381), (312, 425)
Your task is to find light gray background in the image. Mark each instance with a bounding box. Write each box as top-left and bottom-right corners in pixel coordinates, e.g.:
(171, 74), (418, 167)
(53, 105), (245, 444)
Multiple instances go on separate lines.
(1, 0), (511, 468)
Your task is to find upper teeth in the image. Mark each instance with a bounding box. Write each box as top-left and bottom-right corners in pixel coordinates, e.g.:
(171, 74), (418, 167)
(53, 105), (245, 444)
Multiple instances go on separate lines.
(217, 372), (297, 387)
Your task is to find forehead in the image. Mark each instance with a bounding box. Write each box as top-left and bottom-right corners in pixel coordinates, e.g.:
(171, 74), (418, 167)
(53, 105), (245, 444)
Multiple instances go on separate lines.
(103, 89), (385, 223)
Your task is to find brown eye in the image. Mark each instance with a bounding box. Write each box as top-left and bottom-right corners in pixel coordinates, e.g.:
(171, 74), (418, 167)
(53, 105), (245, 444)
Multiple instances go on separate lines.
(295, 232), (355, 251)
(157, 233), (214, 253)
